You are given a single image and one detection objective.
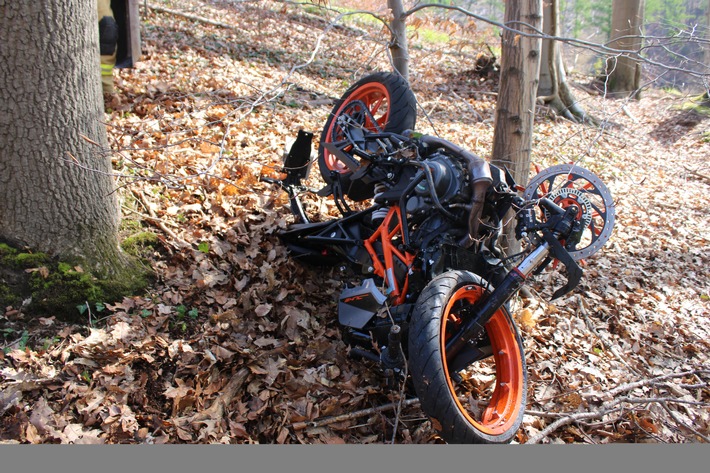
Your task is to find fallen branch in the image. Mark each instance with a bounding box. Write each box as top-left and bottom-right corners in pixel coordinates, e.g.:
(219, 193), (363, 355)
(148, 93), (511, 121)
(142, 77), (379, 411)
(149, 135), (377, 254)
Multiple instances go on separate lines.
(291, 398), (421, 431)
(131, 189), (192, 251)
(146, 4), (241, 31)
(604, 370), (708, 399)
(525, 369), (710, 444)
(449, 89), (483, 122)
(659, 401), (710, 443)
(526, 405), (627, 444)
(525, 409), (582, 419)
(622, 105), (638, 123)
(682, 165), (710, 184)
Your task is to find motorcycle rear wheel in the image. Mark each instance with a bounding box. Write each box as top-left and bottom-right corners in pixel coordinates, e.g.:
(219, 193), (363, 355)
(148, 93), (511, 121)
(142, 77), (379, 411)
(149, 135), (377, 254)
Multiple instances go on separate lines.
(318, 72), (416, 201)
(408, 270), (527, 444)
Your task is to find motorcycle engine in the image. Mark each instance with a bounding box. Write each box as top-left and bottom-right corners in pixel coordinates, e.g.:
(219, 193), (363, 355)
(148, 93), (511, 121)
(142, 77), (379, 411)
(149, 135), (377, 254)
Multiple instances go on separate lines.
(406, 153), (469, 215)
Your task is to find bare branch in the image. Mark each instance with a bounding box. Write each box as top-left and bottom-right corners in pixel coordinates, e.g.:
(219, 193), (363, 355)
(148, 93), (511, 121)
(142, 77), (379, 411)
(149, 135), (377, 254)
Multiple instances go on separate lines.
(146, 4), (244, 30)
(526, 405), (627, 444)
(683, 165), (710, 184)
(659, 401), (710, 443)
(525, 370), (710, 444)
(291, 398), (421, 431)
(131, 189), (192, 250)
(402, 3), (710, 79)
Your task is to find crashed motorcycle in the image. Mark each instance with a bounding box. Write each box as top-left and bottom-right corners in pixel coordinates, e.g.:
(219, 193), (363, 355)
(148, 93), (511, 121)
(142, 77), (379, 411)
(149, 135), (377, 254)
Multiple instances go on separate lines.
(261, 72), (615, 443)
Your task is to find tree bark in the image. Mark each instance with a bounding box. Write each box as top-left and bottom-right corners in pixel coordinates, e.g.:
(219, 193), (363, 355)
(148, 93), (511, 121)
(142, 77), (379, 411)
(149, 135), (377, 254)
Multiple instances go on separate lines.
(0, 0), (125, 275)
(537, 0), (590, 122)
(388, 0), (410, 82)
(705, 0), (710, 92)
(491, 0), (542, 255)
(492, 0), (542, 189)
(605, 0), (645, 98)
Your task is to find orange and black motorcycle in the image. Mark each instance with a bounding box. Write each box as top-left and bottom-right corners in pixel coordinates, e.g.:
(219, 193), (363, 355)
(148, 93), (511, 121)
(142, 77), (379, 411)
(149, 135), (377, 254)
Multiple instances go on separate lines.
(263, 72), (615, 443)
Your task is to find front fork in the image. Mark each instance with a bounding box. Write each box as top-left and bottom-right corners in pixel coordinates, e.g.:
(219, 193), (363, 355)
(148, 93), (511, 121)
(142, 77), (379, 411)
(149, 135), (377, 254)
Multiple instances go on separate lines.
(444, 242), (551, 360)
(445, 203), (581, 363)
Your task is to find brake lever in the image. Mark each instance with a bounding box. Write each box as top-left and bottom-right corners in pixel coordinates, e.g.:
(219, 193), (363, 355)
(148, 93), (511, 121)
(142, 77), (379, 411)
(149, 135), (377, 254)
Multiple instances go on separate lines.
(541, 229), (583, 300)
(517, 203), (583, 300)
(541, 206), (583, 299)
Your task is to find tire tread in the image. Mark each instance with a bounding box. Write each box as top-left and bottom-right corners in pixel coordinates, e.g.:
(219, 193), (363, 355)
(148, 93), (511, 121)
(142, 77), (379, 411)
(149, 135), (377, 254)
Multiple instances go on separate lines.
(408, 270), (527, 444)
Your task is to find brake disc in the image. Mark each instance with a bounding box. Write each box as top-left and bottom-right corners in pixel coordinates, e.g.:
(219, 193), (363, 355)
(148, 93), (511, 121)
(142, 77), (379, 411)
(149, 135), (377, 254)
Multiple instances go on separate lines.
(523, 164), (616, 261)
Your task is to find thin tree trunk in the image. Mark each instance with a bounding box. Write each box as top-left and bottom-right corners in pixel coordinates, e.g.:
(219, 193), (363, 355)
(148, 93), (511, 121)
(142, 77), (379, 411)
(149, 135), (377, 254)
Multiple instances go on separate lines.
(0, 0), (125, 275)
(491, 0), (542, 255)
(537, 0), (590, 122)
(492, 0), (542, 188)
(388, 0), (409, 82)
(705, 0), (710, 95)
(605, 0), (645, 98)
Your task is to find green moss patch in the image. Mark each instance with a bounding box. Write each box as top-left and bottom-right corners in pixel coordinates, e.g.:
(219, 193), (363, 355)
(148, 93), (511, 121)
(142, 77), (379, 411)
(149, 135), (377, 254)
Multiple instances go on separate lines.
(120, 231), (161, 259)
(1, 241), (152, 321)
(679, 94), (710, 116)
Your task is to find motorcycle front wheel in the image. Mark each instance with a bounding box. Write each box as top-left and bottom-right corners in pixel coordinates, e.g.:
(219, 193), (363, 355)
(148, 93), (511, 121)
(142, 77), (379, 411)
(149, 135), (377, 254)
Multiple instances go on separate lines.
(318, 72), (416, 201)
(408, 270), (527, 444)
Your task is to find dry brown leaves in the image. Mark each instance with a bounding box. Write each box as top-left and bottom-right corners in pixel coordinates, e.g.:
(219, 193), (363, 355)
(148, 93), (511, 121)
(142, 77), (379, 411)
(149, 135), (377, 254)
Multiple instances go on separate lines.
(1, 0), (708, 444)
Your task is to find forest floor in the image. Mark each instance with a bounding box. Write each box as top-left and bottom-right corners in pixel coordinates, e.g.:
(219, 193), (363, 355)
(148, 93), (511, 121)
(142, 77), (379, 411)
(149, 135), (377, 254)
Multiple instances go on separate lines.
(1, 0), (709, 444)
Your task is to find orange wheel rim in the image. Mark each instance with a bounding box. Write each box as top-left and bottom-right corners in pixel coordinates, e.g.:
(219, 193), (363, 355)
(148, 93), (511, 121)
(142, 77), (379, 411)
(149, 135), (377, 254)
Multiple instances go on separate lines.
(323, 82), (390, 174)
(440, 285), (524, 436)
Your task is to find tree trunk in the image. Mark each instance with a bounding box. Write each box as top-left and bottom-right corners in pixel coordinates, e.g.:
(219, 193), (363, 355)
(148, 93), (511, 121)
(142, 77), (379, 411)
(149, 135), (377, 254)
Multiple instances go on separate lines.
(492, 0), (542, 188)
(706, 0), (710, 92)
(605, 0), (645, 98)
(0, 0), (125, 276)
(538, 0), (590, 122)
(491, 0), (542, 254)
(388, 0), (409, 82)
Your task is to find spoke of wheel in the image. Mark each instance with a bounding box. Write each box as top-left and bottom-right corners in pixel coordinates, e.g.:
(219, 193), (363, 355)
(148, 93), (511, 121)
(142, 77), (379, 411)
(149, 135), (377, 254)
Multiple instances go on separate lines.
(482, 392), (502, 424)
(591, 222), (602, 238)
(369, 96), (384, 116)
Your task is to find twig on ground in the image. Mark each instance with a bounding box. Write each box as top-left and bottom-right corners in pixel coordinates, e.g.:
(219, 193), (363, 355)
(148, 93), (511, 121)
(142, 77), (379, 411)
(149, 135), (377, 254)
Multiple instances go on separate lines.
(147, 4), (241, 31)
(525, 369), (710, 444)
(659, 401), (710, 443)
(449, 89), (483, 121)
(526, 405), (627, 444)
(291, 398), (421, 431)
(577, 296), (644, 376)
(683, 165), (710, 184)
(131, 189), (192, 250)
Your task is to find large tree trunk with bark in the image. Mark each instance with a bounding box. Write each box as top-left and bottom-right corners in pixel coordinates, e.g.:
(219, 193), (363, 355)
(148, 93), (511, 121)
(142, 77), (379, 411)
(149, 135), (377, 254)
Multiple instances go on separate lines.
(538, 0), (589, 122)
(0, 1), (130, 276)
(605, 0), (645, 98)
(491, 0), (542, 254)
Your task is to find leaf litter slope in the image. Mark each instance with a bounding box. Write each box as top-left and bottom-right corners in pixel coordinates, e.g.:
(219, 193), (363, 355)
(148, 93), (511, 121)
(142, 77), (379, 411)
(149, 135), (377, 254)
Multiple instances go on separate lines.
(1, 0), (708, 444)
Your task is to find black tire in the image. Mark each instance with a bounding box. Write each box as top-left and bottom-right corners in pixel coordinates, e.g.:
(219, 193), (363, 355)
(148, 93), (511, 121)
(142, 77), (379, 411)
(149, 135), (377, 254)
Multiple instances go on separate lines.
(318, 72), (417, 201)
(408, 270), (527, 444)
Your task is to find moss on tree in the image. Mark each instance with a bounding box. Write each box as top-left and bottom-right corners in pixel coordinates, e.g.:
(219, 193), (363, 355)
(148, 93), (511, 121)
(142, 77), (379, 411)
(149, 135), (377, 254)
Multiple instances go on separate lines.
(0, 240), (153, 321)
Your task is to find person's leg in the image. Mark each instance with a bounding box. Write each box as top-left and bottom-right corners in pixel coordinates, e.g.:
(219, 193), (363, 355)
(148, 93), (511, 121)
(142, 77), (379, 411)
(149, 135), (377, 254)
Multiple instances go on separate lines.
(97, 0), (118, 94)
